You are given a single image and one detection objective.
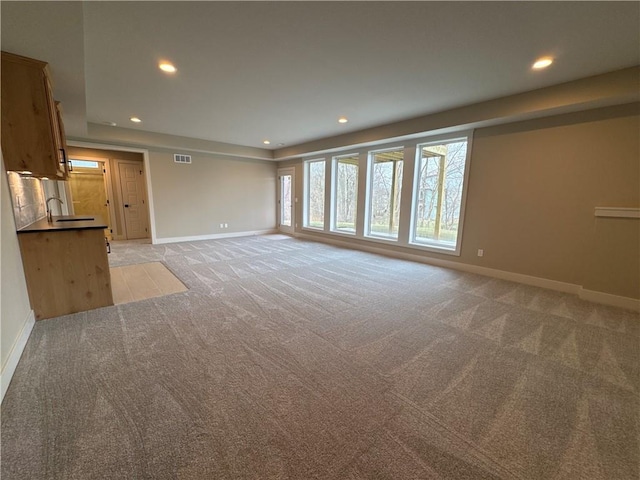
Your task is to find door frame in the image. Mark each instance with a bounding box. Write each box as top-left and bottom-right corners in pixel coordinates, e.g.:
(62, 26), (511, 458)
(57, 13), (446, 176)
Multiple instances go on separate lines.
(114, 158), (151, 240)
(64, 155), (117, 238)
(277, 167), (295, 235)
(67, 141), (157, 243)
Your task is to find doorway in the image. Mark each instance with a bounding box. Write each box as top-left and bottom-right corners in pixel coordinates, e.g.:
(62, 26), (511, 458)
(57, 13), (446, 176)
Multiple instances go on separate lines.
(277, 168), (294, 235)
(67, 158), (114, 240)
(66, 143), (154, 242)
(115, 160), (150, 240)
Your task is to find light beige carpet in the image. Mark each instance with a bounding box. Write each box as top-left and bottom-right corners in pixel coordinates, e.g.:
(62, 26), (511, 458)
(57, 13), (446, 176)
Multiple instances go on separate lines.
(1, 235), (638, 479)
(110, 261), (187, 304)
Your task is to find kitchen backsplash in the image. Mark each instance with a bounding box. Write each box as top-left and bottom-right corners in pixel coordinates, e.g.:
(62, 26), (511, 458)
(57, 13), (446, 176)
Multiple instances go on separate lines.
(7, 172), (46, 229)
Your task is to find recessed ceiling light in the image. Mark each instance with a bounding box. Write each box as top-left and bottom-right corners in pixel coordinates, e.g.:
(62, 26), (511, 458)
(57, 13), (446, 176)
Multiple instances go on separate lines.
(338, 116), (348, 124)
(277, 143), (285, 146)
(102, 121), (117, 127)
(532, 57), (553, 70)
(263, 140), (271, 145)
(130, 117), (142, 123)
(159, 62), (177, 73)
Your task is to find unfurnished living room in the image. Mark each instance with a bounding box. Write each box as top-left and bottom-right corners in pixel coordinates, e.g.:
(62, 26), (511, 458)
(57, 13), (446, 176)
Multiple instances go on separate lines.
(1, 2), (639, 479)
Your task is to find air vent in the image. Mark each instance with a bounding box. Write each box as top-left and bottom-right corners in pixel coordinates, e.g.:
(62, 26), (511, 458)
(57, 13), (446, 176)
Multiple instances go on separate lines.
(174, 154), (192, 164)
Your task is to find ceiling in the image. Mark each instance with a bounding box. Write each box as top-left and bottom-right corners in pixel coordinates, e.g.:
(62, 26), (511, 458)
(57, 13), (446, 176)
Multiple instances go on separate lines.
(2, 1), (639, 151)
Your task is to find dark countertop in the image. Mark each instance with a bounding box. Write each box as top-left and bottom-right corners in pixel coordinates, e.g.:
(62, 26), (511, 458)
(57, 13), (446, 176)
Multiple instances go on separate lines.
(18, 215), (108, 233)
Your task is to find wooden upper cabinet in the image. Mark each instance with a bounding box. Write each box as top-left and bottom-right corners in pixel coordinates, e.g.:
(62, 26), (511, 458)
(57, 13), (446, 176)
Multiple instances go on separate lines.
(55, 101), (71, 176)
(1, 51), (68, 179)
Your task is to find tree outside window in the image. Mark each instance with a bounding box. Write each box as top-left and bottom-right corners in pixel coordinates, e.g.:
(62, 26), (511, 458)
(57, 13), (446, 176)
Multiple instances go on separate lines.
(305, 159), (325, 228)
(367, 148), (403, 239)
(332, 154), (358, 233)
(412, 140), (468, 247)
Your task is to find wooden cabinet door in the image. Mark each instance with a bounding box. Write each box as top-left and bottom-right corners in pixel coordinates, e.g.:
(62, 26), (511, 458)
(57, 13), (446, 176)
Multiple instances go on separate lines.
(1, 51), (66, 179)
(54, 101), (70, 178)
(18, 229), (114, 320)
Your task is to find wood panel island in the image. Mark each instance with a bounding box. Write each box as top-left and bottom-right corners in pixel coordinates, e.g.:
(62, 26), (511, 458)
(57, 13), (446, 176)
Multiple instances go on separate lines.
(17, 215), (113, 320)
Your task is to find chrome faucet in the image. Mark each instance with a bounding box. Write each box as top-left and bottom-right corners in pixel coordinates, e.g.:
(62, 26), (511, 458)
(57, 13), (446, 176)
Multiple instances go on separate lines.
(46, 196), (64, 222)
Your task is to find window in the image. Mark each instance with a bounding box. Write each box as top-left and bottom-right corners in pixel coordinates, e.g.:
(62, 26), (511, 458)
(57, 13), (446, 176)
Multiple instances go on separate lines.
(411, 139), (469, 251)
(69, 159), (100, 169)
(304, 159), (326, 229)
(280, 173), (292, 227)
(300, 132), (471, 256)
(366, 148), (403, 239)
(331, 153), (358, 234)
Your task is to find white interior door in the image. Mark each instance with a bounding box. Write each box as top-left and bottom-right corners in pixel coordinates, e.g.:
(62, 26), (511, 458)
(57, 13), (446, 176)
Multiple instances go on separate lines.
(277, 168), (294, 234)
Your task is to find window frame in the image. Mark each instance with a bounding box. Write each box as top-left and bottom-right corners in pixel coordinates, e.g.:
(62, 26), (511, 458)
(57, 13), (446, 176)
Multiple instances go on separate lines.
(330, 152), (359, 235)
(364, 145), (405, 242)
(68, 159), (100, 169)
(408, 135), (472, 256)
(302, 157), (326, 230)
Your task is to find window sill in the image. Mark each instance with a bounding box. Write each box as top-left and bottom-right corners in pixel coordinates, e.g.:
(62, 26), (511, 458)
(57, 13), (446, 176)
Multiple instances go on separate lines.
(364, 233), (399, 243)
(330, 229), (356, 236)
(408, 240), (460, 256)
(302, 228), (462, 256)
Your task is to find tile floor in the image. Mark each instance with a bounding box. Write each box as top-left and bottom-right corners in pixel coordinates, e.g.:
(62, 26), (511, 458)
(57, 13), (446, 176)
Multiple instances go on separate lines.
(110, 261), (187, 304)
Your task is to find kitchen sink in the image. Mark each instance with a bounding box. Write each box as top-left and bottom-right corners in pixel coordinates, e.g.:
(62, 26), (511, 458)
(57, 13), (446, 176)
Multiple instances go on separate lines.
(56, 217), (94, 222)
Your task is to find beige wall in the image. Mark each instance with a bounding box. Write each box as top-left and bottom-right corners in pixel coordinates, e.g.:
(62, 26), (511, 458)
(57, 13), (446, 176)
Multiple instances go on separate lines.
(67, 146), (142, 163)
(68, 144), (277, 240)
(1, 159), (33, 378)
(148, 150), (277, 239)
(282, 104), (640, 300)
(462, 104), (639, 298)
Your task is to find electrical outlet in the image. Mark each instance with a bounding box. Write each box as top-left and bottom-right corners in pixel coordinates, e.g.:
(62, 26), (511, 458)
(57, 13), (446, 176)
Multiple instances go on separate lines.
(224, 223), (228, 228)
(477, 249), (484, 257)
(219, 223), (224, 228)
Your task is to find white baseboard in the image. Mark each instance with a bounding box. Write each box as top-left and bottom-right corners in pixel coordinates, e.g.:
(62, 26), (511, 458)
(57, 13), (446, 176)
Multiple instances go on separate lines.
(154, 229), (278, 245)
(579, 288), (640, 311)
(295, 232), (639, 311)
(1, 309), (35, 403)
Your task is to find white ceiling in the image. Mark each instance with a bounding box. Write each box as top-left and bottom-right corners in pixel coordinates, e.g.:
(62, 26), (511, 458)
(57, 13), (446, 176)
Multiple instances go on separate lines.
(2, 1), (639, 151)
